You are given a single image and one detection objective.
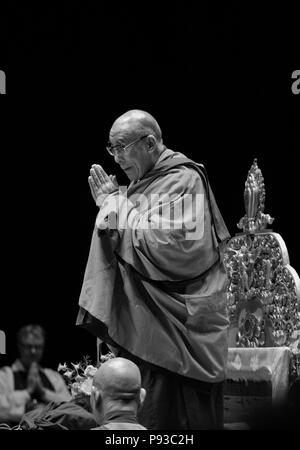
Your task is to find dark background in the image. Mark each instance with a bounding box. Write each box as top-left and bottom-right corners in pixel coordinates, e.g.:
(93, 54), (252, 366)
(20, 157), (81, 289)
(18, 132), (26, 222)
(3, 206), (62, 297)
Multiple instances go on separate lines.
(1, 2), (299, 369)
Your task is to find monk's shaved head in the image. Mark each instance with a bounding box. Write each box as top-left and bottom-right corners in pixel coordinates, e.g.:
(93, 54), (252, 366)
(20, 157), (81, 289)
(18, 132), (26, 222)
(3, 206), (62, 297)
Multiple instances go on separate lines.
(110, 109), (162, 141)
(93, 357), (141, 400)
(90, 357), (147, 426)
(107, 109), (165, 181)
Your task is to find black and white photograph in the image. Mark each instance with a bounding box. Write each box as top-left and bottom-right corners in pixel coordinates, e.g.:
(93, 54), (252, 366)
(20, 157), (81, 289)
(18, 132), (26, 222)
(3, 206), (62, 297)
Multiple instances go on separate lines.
(1, 2), (299, 437)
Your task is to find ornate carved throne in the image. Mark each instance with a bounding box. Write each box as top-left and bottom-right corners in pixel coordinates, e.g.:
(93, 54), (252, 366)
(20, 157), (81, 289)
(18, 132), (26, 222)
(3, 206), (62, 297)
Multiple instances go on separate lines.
(223, 159), (300, 425)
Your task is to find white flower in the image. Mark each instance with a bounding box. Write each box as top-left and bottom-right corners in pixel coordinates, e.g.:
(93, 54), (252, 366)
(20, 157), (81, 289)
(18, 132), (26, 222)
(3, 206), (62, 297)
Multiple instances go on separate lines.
(74, 375), (84, 383)
(71, 382), (81, 396)
(57, 363), (68, 372)
(57, 356), (105, 399)
(71, 363), (81, 371)
(84, 365), (97, 377)
(79, 377), (93, 395)
(64, 370), (74, 379)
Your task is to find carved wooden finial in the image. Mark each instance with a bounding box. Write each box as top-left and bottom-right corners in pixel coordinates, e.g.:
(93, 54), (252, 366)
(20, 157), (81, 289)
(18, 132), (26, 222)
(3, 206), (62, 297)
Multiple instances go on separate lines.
(237, 159), (274, 234)
(224, 159), (300, 378)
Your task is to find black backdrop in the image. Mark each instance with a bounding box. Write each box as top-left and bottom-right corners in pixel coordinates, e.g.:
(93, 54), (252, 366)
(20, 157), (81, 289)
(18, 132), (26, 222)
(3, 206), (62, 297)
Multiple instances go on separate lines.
(1, 2), (299, 370)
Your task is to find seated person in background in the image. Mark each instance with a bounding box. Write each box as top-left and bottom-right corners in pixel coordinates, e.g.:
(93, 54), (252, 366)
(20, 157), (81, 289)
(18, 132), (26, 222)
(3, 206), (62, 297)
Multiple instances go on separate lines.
(0, 324), (71, 425)
(90, 357), (147, 430)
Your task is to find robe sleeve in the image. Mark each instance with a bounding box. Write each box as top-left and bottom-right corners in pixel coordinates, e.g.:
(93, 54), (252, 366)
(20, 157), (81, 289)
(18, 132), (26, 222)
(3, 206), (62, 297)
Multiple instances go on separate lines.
(0, 367), (30, 423)
(95, 166), (219, 281)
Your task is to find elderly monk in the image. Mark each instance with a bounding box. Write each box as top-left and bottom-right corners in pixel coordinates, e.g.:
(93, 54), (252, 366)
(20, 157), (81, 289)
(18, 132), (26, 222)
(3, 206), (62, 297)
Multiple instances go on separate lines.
(90, 357), (147, 430)
(77, 110), (230, 429)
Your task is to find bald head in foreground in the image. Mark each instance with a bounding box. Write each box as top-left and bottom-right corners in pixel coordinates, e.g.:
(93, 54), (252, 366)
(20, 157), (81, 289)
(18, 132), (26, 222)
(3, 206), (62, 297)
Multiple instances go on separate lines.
(90, 357), (147, 430)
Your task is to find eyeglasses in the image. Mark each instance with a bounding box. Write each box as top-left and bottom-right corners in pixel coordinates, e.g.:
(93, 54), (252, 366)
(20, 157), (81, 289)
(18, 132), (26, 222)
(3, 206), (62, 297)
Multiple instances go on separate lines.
(106, 135), (148, 157)
(20, 344), (44, 350)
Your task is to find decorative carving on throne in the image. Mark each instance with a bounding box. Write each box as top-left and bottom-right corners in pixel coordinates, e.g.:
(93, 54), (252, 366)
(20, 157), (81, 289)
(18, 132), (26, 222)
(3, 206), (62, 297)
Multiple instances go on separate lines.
(224, 159), (300, 379)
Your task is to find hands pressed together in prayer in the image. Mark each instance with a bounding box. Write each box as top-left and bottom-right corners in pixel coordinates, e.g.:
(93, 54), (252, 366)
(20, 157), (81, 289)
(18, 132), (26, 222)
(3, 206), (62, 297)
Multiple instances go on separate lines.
(26, 362), (46, 402)
(88, 164), (119, 207)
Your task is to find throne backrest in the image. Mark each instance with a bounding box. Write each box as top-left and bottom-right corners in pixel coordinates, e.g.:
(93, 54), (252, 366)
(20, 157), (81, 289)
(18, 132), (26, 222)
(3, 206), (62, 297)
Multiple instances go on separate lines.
(224, 159), (300, 377)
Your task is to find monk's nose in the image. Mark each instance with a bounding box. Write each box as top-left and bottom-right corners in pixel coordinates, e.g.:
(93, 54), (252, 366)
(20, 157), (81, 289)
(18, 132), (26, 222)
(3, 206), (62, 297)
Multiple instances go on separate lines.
(114, 152), (124, 165)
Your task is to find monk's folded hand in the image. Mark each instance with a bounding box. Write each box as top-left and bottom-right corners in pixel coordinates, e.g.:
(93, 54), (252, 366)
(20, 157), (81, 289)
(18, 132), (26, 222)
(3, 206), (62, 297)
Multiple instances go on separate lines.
(88, 164), (119, 207)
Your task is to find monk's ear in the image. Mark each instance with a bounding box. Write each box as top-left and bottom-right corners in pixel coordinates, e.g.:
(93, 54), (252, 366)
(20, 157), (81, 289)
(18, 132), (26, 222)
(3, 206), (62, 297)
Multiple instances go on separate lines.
(146, 135), (156, 152)
(139, 387), (147, 408)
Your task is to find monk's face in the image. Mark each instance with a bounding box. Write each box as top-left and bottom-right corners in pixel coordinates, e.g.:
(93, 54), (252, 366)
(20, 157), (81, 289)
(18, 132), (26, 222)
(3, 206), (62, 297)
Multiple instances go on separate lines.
(108, 130), (154, 181)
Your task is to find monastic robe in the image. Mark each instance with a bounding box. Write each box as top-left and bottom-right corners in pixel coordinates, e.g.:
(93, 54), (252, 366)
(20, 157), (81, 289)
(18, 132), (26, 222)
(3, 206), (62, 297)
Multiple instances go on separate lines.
(77, 149), (230, 382)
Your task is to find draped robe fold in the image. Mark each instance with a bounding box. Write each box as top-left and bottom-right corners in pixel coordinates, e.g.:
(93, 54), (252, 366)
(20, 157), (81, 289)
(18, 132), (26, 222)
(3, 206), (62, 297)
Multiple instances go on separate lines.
(77, 149), (230, 383)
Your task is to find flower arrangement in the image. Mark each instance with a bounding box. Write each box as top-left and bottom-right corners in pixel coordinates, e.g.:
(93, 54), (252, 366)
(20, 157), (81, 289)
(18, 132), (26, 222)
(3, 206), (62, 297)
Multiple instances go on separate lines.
(58, 353), (115, 398)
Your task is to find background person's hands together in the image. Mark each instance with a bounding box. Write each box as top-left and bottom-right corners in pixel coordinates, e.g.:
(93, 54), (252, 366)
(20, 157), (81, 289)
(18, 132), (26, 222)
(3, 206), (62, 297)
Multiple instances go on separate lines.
(88, 164), (118, 206)
(27, 362), (45, 400)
